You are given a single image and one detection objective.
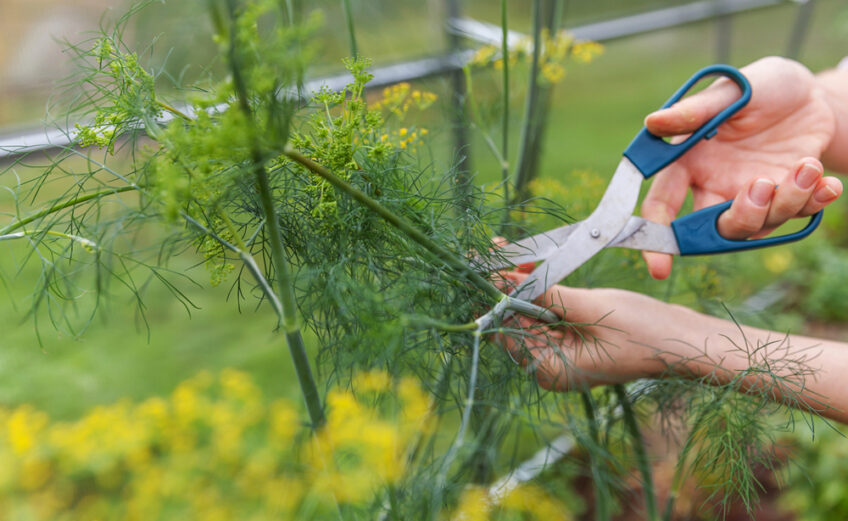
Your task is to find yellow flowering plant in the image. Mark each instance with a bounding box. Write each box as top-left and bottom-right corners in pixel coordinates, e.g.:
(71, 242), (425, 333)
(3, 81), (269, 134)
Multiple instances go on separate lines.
(0, 369), (488, 520)
(0, 1), (821, 520)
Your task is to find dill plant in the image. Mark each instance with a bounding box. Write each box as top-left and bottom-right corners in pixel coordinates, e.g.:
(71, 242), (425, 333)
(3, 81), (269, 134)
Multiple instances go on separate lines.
(0, 0), (830, 519)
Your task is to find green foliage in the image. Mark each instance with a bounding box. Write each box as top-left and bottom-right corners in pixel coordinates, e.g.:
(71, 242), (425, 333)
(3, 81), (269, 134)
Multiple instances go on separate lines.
(4, 1), (839, 519)
(10, 3), (565, 517)
(796, 242), (848, 322)
(781, 419), (848, 521)
(72, 37), (161, 153)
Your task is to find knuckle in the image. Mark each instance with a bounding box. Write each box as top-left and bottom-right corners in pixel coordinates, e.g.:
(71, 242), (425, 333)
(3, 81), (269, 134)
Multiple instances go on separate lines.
(721, 208), (763, 236)
(726, 216), (762, 236)
(770, 197), (804, 218)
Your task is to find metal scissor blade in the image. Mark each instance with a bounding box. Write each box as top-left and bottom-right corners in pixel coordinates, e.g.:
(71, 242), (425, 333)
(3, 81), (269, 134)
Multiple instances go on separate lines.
(510, 158), (644, 304)
(478, 223), (579, 270)
(607, 216), (681, 254)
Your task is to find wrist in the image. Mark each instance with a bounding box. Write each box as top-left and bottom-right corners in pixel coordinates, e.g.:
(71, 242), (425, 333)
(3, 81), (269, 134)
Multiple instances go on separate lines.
(585, 289), (698, 380)
(650, 305), (743, 381)
(817, 65), (848, 173)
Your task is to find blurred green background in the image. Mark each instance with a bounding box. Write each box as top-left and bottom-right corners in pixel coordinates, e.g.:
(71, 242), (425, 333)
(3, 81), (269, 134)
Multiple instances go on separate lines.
(1, 2), (848, 515)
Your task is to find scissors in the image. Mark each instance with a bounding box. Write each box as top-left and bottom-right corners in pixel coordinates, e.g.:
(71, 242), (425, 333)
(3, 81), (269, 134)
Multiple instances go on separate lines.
(483, 64), (823, 307)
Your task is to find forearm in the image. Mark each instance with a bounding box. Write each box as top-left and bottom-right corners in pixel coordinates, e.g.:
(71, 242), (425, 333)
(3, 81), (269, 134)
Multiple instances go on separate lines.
(643, 303), (848, 424)
(818, 66), (848, 174)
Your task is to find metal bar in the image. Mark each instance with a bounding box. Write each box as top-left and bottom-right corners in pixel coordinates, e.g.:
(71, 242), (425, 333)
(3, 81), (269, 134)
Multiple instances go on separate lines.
(0, 51), (472, 161)
(452, 0), (787, 46)
(445, 0), (473, 206)
(715, 0), (733, 64)
(785, 0), (816, 59)
(566, 0), (784, 42)
(0, 0), (791, 161)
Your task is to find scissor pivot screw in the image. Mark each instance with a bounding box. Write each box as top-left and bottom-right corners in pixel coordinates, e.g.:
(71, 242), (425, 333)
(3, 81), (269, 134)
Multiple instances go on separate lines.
(590, 228), (601, 239)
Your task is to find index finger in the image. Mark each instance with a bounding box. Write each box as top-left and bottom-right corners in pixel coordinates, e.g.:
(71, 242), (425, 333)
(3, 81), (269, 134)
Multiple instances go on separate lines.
(640, 165), (691, 280)
(644, 76), (743, 137)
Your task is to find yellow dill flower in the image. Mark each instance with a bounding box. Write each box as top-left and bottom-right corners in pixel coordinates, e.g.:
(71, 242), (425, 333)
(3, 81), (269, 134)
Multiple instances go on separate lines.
(502, 483), (572, 520)
(269, 399), (298, 444)
(353, 369), (392, 393)
(571, 41), (604, 63)
(325, 389), (365, 432)
(418, 92), (437, 108)
(541, 62), (566, 84)
(764, 250), (793, 274)
(470, 45), (497, 66)
(8, 405), (48, 454)
(20, 455), (52, 491)
(398, 376), (432, 435)
(263, 476), (305, 513)
(451, 486), (492, 521)
(547, 29), (574, 60)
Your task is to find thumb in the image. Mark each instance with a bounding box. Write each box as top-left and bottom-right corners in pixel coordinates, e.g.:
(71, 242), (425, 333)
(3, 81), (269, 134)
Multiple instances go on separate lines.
(644, 76), (743, 137)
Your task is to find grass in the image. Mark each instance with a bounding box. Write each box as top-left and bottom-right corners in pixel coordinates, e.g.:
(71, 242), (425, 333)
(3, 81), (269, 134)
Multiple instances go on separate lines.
(0, 246), (301, 420)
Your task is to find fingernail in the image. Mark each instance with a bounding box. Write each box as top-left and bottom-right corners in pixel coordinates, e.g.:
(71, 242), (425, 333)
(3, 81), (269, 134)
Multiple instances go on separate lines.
(795, 162), (822, 189)
(749, 179), (775, 207)
(814, 185), (840, 203)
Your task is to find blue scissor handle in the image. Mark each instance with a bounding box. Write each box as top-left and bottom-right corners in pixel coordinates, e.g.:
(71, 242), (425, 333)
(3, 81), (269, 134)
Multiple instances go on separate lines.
(623, 64), (752, 178)
(671, 200), (823, 256)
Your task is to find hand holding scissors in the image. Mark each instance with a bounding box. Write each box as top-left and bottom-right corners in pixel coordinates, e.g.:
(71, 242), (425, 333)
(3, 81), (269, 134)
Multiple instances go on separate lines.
(482, 65), (823, 308)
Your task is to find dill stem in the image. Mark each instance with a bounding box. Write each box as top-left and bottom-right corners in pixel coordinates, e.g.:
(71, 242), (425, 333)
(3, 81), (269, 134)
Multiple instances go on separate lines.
(156, 100), (191, 121)
(255, 162), (324, 428)
(284, 147), (504, 304)
(284, 0), (295, 25)
(254, 140), (324, 430)
(614, 384), (659, 521)
(341, 0), (358, 58)
(226, 0), (324, 429)
(0, 186), (137, 235)
(499, 0), (510, 231)
(406, 315), (480, 332)
(512, 0), (542, 204)
(581, 391), (612, 521)
(431, 326), (483, 521)
(463, 68), (506, 166)
(662, 404), (712, 521)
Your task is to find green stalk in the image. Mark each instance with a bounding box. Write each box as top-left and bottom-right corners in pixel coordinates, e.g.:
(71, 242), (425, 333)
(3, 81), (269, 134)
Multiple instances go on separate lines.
(512, 0), (560, 206)
(512, 0), (542, 204)
(614, 384), (658, 521)
(581, 391), (612, 521)
(284, 0), (295, 24)
(662, 403), (714, 521)
(462, 67), (506, 165)
(0, 186), (137, 235)
(405, 315), (480, 333)
(499, 0), (510, 226)
(156, 100), (191, 121)
(444, 0), (472, 210)
(226, 0), (324, 428)
(284, 147), (504, 304)
(341, 0), (358, 58)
